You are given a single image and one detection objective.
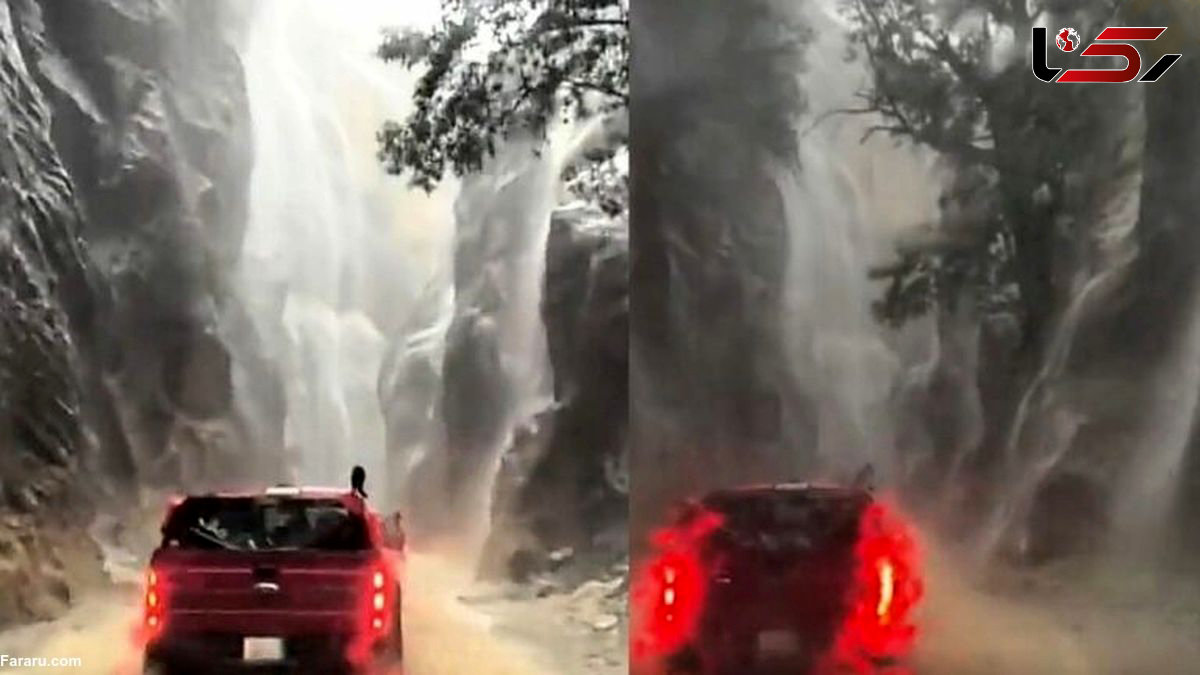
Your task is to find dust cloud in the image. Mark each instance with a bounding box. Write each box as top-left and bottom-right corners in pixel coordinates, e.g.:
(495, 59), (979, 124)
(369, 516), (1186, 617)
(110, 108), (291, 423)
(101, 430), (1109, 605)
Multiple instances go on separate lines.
(912, 535), (1200, 675)
(0, 554), (555, 675)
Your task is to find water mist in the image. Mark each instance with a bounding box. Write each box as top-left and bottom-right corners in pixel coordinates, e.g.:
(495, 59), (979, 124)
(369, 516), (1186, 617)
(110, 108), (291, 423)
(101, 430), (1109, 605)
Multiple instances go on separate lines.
(781, 0), (940, 483)
(231, 0), (453, 504)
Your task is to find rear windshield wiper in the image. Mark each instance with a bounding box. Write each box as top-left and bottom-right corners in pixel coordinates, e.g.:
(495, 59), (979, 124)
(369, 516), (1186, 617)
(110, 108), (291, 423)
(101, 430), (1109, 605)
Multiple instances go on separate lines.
(187, 525), (239, 551)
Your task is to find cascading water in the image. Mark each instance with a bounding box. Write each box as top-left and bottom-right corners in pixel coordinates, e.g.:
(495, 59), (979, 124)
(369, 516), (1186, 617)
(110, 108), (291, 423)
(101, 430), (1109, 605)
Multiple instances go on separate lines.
(786, 3), (1188, 567)
(781, 1), (940, 482)
(231, 0), (453, 503)
(435, 119), (610, 555)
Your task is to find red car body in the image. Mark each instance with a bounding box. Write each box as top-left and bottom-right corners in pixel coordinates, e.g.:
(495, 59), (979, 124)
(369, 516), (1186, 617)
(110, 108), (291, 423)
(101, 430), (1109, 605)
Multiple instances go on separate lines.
(141, 487), (403, 674)
(634, 484), (922, 675)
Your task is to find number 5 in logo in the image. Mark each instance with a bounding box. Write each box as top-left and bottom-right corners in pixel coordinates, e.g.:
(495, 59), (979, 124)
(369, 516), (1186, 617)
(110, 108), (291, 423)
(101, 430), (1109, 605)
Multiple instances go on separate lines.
(1033, 27), (1183, 83)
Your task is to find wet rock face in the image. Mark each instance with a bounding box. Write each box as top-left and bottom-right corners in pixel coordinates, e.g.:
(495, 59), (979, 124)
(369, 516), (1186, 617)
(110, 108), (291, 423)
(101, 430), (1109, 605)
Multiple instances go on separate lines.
(481, 206), (629, 580)
(0, 0), (251, 625)
(0, 0), (95, 483)
(1020, 472), (1108, 565)
(631, 0), (803, 537)
(18, 0), (253, 489)
(1002, 53), (1200, 561)
(441, 310), (510, 489)
(529, 207), (628, 538)
(0, 0), (104, 627)
(389, 143), (558, 535)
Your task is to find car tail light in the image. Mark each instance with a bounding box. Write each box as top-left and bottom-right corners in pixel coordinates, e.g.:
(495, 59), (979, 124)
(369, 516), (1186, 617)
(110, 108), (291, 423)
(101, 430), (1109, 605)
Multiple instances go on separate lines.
(143, 568), (165, 640)
(658, 563), (680, 620)
(368, 564), (389, 634)
(828, 499), (923, 669)
(875, 558), (895, 623)
(347, 562), (392, 667)
(632, 507), (724, 662)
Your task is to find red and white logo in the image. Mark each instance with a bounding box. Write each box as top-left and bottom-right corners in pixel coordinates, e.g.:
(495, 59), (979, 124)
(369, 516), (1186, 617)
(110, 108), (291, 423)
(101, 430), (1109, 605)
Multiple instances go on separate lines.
(1056, 27), (1080, 52)
(1033, 26), (1183, 83)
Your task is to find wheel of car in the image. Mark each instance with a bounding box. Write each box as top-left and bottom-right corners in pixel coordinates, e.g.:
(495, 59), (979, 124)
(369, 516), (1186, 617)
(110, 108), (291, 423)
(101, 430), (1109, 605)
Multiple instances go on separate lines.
(664, 643), (703, 675)
(142, 660), (180, 675)
(710, 631), (756, 675)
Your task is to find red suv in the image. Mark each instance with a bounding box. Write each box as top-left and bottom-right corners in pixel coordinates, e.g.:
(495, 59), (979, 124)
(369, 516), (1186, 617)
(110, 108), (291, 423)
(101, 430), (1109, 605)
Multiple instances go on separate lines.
(141, 487), (403, 674)
(634, 484), (922, 674)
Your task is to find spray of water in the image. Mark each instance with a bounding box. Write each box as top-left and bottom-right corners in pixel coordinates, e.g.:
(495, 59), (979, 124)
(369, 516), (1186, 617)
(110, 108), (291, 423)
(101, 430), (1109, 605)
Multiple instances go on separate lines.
(232, 0), (454, 501)
(782, 0), (939, 482)
(788, 3), (1191, 569)
(444, 117), (615, 558)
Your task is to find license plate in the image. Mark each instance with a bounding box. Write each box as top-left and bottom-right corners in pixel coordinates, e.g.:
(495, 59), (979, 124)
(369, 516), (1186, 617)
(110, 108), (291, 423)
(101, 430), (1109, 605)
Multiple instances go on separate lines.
(243, 637), (284, 662)
(757, 630), (801, 656)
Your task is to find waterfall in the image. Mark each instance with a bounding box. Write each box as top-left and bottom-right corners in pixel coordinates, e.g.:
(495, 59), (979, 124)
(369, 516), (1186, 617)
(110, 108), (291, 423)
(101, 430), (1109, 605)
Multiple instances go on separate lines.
(231, 0), (454, 502)
(436, 119), (605, 553)
(785, 3), (1186, 565)
(781, 1), (940, 482)
(1113, 294), (1200, 555)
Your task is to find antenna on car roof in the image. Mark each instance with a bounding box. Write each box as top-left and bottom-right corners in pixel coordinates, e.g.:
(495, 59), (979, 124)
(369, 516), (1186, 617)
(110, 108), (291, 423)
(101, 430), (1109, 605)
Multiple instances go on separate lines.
(350, 465), (368, 499)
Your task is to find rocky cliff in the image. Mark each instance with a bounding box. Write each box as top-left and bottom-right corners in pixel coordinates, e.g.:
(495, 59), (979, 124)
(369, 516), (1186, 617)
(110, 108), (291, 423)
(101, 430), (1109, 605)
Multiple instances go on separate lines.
(0, 0), (103, 627)
(630, 0), (807, 543)
(384, 142), (555, 540)
(30, 0), (254, 491)
(480, 204), (629, 581)
(0, 0), (251, 626)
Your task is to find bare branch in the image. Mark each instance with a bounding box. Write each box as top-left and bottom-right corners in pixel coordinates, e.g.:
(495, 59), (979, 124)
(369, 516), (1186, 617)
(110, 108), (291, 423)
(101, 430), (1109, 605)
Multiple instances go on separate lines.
(800, 106), (878, 139)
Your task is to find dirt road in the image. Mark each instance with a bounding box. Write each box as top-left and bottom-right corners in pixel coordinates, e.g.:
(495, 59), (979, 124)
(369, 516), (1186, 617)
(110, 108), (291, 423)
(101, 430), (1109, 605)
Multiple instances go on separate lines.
(913, 543), (1200, 675)
(626, 534), (1200, 675)
(0, 554), (573, 675)
(6, 541), (1194, 674)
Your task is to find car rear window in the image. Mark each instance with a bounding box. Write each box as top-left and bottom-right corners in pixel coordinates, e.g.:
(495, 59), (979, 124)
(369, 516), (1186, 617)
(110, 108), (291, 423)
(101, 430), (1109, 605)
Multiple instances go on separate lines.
(700, 490), (868, 551)
(162, 496), (370, 551)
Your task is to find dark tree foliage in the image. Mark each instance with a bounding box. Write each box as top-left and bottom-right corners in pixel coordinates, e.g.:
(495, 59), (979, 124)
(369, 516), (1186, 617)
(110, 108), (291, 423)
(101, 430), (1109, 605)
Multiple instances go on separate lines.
(845, 0), (1128, 353)
(377, 0), (628, 212)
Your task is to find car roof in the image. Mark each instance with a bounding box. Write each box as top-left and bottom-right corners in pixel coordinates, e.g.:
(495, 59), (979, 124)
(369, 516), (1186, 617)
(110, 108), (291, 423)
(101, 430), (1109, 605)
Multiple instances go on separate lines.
(169, 486), (376, 514)
(700, 482), (872, 506)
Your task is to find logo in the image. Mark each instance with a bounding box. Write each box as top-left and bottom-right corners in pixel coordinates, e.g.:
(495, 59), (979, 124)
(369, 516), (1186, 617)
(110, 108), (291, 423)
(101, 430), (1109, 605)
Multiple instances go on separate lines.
(1033, 26), (1183, 83)
(1056, 27), (1080, 52)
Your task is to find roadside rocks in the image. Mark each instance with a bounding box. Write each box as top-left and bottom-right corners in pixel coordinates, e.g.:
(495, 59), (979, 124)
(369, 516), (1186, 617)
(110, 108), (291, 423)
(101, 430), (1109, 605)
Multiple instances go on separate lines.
(568, 572), (627, 631)
(0, 510), (104, 628)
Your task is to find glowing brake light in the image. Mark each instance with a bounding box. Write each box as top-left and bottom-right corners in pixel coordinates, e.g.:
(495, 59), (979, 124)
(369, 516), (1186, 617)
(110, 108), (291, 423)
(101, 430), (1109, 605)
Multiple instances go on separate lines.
(346, 564), (392, 669)
(144, 567), (165, 639)
(364, 564), (389, 636)
(632, 507), (724, 662)
(876, 559), (895, 622)
(830, 499), (923, 668)
(661, 566), (678, 614)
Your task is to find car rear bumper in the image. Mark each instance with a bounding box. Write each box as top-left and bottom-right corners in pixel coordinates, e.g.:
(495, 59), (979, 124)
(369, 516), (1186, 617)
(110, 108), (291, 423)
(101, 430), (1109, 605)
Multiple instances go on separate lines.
(679, 601), (843, 674)
(145, 633), (380, 674)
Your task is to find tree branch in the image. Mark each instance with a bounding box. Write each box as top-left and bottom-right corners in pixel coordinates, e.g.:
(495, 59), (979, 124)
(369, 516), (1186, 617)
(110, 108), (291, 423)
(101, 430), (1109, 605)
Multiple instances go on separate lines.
(565, 79), (628, 102)
(800, 106), (878, 139)
(570, 18), (629, 28)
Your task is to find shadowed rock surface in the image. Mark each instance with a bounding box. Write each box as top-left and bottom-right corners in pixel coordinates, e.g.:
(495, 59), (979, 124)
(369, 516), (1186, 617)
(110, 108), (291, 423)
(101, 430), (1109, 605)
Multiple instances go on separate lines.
(0, 0), (251, 626)
(630, 0), (809, 544)
(481, 204), (629, 582)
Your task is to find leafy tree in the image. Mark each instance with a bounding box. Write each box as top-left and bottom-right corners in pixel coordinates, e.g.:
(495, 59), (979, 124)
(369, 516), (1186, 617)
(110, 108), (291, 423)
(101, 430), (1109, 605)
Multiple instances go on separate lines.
(377, 0), (628, 213)
(845, 0), (1132, 356)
